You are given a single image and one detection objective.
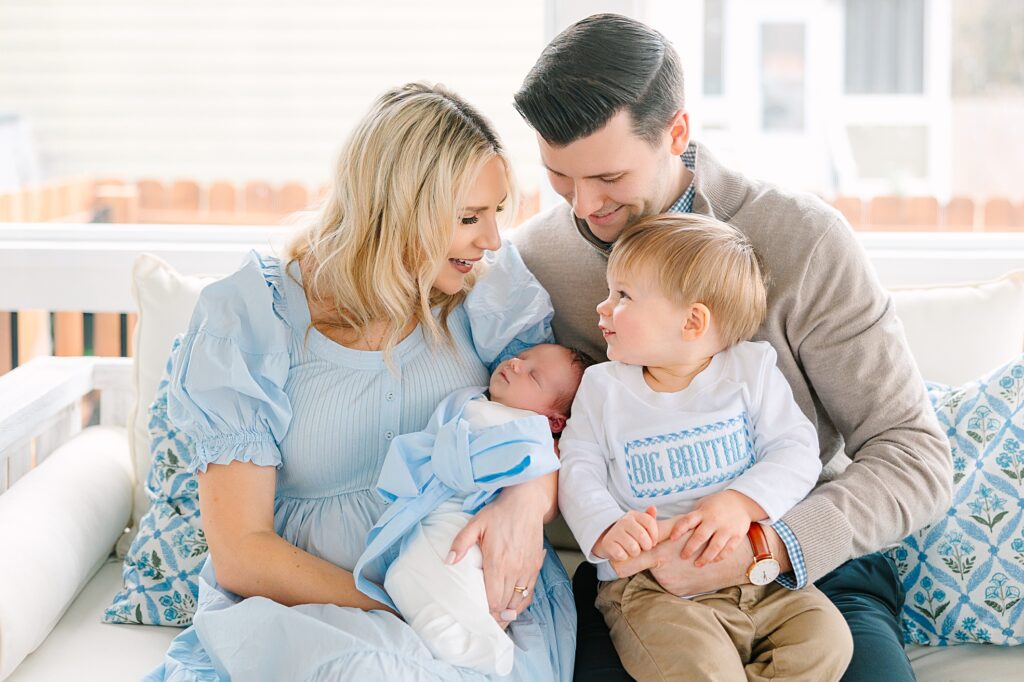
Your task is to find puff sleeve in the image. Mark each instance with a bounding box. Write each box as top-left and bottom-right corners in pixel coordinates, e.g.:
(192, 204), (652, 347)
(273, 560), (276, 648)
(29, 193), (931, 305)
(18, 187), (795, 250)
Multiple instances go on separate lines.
(167, 252), (292, 474)
(463, 239), (555, 370)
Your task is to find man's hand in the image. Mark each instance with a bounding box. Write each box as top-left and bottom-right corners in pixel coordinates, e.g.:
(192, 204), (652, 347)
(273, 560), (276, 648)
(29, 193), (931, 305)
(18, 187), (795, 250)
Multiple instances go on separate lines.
(610, 522), (793, 596)
(666, 490), (767, 567)
(593, 507), (659, 561)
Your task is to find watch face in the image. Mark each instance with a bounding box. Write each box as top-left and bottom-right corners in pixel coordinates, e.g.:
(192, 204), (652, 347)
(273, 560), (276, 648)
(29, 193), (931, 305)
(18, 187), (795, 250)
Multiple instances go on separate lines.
(748, 559), (781, 586)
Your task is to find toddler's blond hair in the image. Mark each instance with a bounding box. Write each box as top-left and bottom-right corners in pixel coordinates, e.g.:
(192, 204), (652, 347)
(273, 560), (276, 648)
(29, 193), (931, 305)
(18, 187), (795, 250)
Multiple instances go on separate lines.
(608, 214), (768, 348)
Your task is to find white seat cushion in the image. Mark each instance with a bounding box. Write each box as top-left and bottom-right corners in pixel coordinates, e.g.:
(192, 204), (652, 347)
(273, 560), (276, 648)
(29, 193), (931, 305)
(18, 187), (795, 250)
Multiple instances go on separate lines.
(21, 555), (1024, 682)
(907, 642), (1024, 680)
(6, 559), (179, 682)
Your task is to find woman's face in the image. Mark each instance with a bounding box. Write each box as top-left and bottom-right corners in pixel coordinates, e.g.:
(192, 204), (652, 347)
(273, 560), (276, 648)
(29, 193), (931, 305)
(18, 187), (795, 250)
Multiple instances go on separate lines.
(434, 156), (508, 295)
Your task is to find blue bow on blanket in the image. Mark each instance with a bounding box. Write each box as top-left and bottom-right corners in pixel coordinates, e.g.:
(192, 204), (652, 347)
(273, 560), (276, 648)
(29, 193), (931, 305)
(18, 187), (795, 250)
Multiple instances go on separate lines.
(353, 387), (559, 609)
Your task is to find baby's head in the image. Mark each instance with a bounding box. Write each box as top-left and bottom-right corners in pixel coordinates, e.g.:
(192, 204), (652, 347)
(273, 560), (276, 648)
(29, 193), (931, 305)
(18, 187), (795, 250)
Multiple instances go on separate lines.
(488, 343), (594, 434)
(599, 213), (767, 365)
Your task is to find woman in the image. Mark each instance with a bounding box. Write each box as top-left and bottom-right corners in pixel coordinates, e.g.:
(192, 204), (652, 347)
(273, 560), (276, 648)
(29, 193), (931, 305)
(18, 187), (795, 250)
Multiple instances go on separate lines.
(146, 83), (575, 681)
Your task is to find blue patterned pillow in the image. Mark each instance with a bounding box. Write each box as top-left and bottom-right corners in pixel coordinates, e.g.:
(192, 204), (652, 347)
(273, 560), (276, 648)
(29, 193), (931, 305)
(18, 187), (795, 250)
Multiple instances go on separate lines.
(889, 353), (1024, 646)
(104, 339), (206, 626)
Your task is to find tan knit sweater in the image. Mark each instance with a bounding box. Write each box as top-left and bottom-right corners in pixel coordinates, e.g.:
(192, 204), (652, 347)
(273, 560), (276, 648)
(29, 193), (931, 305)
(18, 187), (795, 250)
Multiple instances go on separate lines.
(511, 142), (951, 582)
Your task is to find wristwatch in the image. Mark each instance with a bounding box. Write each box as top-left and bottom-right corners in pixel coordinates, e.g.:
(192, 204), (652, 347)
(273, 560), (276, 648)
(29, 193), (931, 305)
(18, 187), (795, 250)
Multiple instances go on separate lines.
(746, 522), (781, 586)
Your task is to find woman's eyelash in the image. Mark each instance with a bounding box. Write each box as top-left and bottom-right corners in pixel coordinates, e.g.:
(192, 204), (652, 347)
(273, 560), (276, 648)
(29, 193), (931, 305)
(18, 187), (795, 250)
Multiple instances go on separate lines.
(603, 176), (623, 184)
(462, 206), (504, 224)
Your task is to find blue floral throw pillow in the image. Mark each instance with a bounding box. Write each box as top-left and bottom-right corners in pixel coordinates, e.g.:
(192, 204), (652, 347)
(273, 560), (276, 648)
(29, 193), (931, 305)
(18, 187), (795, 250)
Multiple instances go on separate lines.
(104, 340), (206, 626)
(889, 353), (1024, 646)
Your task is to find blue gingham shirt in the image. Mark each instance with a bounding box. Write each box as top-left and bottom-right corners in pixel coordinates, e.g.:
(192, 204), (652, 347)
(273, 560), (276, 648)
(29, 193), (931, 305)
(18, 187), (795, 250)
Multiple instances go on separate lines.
(668, 142), (809, 589)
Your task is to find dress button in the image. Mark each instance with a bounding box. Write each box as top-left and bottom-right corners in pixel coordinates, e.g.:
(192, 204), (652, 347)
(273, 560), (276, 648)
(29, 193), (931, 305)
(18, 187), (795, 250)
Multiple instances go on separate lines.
(384, 431), (394, 440)
(385, 391), (394, 401)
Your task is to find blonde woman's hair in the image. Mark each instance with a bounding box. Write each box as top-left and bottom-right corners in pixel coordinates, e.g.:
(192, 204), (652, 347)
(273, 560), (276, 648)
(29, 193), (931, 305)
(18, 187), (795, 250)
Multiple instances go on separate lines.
(286, 82), (517, 356)
(608, 214), (768, 347)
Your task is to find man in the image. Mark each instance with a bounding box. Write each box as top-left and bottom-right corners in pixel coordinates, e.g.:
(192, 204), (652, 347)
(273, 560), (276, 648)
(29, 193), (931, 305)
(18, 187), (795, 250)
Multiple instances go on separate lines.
(511, 14), (951, 681)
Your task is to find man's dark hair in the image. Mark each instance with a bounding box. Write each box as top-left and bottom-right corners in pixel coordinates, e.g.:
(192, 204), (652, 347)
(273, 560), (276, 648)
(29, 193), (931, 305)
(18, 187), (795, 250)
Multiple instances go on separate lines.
(513, 13), (685, 147)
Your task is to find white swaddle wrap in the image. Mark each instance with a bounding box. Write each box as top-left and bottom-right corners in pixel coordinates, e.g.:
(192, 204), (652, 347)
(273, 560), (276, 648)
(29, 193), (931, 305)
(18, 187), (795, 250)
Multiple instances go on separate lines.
(384, 399), (540, 677)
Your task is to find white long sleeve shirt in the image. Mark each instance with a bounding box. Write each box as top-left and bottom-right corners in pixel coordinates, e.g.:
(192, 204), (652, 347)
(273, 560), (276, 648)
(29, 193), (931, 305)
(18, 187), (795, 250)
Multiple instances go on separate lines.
(558, 341), (821, 581)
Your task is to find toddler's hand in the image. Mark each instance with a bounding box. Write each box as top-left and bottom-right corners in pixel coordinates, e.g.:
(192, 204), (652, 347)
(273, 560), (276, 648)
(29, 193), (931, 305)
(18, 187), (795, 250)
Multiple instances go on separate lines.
(667, 491), (766, 567)
(594, 506), (659, 561)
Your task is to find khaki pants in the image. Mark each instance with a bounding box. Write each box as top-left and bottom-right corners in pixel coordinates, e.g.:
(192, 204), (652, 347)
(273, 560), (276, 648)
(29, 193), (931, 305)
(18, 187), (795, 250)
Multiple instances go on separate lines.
(595, 572), (853, 682)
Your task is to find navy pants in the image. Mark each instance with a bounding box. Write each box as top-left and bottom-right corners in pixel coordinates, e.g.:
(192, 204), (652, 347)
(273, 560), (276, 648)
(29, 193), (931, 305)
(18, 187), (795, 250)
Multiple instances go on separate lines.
(571, 552), (913, 681)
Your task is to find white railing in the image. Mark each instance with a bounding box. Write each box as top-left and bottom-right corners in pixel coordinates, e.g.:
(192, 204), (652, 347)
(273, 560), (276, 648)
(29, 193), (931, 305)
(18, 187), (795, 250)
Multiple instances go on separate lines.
(856, 232), (1024, 288)
(1, 224), (1023, 313)
(0, 356), (132, 492)
(0, 223), (289, 312)
(0, 223), (1022, 493)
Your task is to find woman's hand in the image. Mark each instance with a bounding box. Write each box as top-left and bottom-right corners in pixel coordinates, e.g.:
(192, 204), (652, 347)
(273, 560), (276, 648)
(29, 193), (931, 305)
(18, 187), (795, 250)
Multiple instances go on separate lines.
(447, 479), (551, 627)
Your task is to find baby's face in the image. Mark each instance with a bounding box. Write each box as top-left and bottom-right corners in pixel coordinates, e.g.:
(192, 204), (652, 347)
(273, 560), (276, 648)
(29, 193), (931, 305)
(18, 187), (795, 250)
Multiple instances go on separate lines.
(489, 344), (577, 415)
(597, 266), (690, 366)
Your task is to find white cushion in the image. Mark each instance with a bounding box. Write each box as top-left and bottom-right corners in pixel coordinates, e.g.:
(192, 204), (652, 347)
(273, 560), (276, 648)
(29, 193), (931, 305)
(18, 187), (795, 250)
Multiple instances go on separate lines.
(907, 642), (1024, 680)
(128, 254), (216, 526)
(0, 427), (132, 681)
(891, 271), (1024, 385)
(5, 560), (178, 682)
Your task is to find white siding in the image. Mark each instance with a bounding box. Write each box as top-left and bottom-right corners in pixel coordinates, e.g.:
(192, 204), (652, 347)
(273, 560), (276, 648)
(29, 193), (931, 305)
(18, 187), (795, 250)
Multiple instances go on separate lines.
(0, 0), (546, 190)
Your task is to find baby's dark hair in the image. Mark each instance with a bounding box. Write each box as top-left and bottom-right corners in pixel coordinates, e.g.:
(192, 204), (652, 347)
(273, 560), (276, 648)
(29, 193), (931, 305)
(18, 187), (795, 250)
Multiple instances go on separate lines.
(553, 345), (598, 419)
(568, 346), (598, 375)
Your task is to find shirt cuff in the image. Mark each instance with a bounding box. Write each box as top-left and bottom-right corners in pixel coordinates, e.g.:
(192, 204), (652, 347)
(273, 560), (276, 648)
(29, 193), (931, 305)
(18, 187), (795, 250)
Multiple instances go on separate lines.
(772, 520), (808, 589)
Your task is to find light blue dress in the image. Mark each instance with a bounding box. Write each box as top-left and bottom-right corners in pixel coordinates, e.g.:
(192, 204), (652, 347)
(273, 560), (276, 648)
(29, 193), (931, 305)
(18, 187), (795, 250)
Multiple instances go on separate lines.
(144, 244), (576, 682)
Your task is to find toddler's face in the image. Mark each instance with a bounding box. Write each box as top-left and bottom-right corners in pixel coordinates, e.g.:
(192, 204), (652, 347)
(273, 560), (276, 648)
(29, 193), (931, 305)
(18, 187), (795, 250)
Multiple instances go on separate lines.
(489, 344), (578, 415)
(596, 268), (689, 366)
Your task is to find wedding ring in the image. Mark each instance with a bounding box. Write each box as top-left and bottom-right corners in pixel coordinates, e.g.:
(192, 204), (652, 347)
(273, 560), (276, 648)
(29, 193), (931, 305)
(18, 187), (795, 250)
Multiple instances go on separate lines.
(513, 584), (529, 596)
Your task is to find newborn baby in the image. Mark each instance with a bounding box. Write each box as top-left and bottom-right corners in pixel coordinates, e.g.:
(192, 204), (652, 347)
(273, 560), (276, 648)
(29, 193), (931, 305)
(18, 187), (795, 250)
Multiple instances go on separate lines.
(354, 343), (591, 676)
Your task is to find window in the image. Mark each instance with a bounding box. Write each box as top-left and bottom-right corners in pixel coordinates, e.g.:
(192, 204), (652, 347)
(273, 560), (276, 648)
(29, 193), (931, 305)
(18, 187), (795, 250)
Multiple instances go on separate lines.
(845, 0), (925, 94)
(846, 125), (928, 180)
(703, 0), (724, 96)
(761, 23), (805, 131)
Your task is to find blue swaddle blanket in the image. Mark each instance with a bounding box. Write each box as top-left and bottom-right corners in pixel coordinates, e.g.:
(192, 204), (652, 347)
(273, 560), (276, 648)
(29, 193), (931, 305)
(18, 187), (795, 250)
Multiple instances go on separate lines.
(355, 387), (560, 610)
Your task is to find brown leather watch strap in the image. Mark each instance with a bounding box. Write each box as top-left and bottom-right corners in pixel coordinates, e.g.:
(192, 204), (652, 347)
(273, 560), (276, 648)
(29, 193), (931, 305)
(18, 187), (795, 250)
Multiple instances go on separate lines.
(747, 522), (772, 561)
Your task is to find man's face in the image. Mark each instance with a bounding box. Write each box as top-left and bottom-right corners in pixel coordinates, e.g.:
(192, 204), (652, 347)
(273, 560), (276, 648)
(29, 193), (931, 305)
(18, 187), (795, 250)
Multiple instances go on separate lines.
(538, 110), (688, 243)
